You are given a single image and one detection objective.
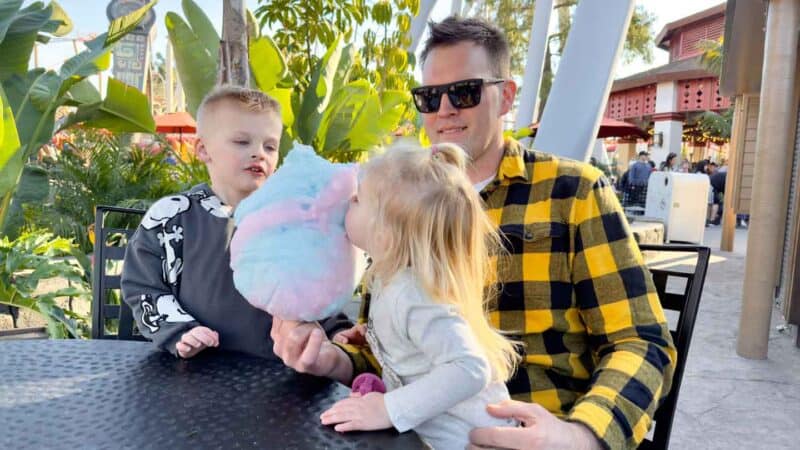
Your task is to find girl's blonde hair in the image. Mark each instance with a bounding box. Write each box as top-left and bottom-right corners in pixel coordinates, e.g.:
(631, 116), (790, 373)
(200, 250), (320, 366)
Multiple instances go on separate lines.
(361, 142), (520, 382)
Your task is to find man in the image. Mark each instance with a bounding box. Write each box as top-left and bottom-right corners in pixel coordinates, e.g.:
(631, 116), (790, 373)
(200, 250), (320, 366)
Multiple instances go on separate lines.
(272, 17), (676, 450)
(624, 151), (652, 209)
(709, 166), (727, 226)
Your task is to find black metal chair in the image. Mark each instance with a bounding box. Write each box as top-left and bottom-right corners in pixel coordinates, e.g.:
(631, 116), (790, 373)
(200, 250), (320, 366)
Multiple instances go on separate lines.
(91, 205), (146, 340)
(0, 304), (19, 328)
(637, 244), (711, 450)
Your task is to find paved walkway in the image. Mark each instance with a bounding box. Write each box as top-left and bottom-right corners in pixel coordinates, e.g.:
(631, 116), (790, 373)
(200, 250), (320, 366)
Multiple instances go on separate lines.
(667, 226), (799, 449)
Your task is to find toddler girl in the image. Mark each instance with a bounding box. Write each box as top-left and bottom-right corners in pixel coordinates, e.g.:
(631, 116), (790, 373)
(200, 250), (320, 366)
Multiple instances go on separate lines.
(320, 143), (520, 449)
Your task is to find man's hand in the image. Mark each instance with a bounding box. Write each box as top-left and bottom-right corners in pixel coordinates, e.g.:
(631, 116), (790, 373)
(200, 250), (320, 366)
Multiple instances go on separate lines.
(176, 326), (219, 359)
(467, 400), (602, 450)
(332, 323), (367, 346)
(270, 317), (354, 383)
(320, 392), (392, 432)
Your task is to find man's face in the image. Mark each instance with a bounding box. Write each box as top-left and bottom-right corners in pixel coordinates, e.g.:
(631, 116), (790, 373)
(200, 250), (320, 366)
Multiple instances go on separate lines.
(196, 100), (282, 203)
(419, 42), (515, 168)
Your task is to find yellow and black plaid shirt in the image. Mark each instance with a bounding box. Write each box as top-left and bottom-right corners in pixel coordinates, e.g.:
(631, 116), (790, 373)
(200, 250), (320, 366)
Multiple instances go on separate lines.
(337, 139), (677, 449)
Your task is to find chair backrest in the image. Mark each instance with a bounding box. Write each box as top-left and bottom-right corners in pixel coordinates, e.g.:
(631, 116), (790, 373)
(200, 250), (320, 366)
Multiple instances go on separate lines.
(637, 244), (711, 450)
(91, 205), (146, 340)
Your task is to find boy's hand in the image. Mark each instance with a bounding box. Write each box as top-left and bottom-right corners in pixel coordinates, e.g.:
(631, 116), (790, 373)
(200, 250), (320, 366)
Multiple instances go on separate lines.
(320, 392), (392, 432)
(176, 326), (219, 358)
(332, 323), (367, 346)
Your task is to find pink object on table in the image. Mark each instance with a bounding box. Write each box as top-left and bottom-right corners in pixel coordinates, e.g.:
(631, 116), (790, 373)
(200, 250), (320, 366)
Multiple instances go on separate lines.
(351, 373), (386, 395)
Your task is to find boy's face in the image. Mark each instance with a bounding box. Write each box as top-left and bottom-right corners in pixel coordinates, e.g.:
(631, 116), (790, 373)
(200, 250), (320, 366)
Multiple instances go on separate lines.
(196, 100), (282, 205)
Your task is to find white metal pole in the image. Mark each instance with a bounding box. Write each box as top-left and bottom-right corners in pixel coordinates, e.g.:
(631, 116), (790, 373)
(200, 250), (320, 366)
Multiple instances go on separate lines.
(451, 0), (463, 16)
(533, 0), (635, 161)
(514, 0), (553, 138)
(409, 0), (438, 54)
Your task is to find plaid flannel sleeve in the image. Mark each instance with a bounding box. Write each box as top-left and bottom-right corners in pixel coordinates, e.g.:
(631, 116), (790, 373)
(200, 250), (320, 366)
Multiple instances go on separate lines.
(566, 171), (677, 450)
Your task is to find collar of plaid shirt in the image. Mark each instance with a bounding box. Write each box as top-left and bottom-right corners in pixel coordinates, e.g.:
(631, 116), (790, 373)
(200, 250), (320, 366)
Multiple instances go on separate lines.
(496, 138), (529, 182)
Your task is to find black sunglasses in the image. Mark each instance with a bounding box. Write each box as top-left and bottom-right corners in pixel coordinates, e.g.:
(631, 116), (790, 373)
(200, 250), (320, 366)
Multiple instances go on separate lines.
(410, 78), (506, 113)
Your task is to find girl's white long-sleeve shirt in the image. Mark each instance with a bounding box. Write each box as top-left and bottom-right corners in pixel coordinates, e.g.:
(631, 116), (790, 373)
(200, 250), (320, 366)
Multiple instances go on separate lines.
(366, 269), (515, 449)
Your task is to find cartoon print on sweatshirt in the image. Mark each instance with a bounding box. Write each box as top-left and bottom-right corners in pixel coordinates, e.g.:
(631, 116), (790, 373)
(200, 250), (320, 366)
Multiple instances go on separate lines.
(141, 196), (191, 229)
(140, 196), (190, 285)
(199, 194), (231, 218)
(139, 293), (195, 333)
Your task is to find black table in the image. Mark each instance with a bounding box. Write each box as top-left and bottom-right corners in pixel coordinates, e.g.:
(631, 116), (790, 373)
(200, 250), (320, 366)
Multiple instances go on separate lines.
(0, 340), (423, 449)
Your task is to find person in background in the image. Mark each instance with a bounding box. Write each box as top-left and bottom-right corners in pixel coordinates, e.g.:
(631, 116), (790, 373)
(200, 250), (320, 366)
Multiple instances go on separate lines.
(624, 150), (652, 209)
(660, 152), (678, 171)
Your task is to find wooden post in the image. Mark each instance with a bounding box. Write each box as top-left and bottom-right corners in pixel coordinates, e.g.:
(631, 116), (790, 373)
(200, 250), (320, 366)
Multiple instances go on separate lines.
(720, 95), (747, 251)
(615, 138), (637, 173)
(220, 0), (249, 87)
(737, 0), (800, 359)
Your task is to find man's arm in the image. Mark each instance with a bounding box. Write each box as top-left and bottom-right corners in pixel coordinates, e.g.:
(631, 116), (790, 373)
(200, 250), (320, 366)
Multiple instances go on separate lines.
(319, 312), (353, 338)
(270, 318), (355, 384)
(568, 171), (678, 449)
(330, 287), (382, 379)
(272, 283), (381, 384)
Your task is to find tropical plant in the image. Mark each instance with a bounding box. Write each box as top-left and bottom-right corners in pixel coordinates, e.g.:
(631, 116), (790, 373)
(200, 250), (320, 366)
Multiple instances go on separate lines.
(0, 230), (91, 338)
(686, 108), (733, 145)
(0, 0), (158, 232)
(167, 0), (411, 163)
(165, 0), (220, 116)
(254, 0), (418, 93)
(20, 129), (207, 253)
(694, 37), (731, 144)
(698, 37), (724, 77)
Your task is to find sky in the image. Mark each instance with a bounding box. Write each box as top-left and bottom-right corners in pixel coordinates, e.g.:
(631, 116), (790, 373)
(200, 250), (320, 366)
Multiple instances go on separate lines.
(31, 0), (725, 87)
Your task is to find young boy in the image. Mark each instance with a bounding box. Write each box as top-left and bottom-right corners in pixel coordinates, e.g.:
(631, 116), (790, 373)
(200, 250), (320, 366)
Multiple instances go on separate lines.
(122, 86), (349, 358)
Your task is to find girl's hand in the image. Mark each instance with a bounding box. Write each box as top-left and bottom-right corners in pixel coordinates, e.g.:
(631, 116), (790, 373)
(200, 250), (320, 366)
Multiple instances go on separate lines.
(320, 392), (392, 432)
(332, 323), (367, 346)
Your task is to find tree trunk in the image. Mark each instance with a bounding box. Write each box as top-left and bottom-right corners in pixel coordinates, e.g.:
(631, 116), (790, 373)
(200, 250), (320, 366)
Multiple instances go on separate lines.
(220, 0), (249, 87)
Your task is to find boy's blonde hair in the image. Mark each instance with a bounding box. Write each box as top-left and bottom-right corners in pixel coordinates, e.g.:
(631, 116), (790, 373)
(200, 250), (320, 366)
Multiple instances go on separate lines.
(196, 85), (281, 130)
(361, 143), (520, 382)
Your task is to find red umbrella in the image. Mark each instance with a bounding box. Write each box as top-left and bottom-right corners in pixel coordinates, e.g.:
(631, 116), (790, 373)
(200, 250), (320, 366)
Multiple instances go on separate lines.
(154, 112), (197, 135)
(527, 117), (649, 139)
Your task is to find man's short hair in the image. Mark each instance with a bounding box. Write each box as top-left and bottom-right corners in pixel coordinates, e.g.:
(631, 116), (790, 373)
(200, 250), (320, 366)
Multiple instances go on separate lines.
(638, 151), (649, 157)
(196, 85), (281, 128)
(420, 16), (511, 78)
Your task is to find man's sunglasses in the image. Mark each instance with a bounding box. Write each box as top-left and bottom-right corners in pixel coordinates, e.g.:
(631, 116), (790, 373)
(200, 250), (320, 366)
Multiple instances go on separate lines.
(410, 78), (505, 113)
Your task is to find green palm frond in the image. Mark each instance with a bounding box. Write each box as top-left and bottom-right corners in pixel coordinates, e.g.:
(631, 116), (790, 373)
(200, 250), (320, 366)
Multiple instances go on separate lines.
(698, 37), (724, 76)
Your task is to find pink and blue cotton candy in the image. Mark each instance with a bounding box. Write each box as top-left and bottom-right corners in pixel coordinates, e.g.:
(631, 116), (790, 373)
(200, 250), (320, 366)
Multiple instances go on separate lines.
(230, 144), (361, 321)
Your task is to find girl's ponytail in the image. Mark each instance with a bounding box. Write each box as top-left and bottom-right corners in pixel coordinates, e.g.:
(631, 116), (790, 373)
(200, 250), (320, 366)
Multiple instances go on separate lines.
(430, 143), (468, 171)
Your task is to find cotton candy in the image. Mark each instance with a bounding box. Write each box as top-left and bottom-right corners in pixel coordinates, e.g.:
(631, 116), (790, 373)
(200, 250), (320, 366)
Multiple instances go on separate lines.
(230, 143), (362, 321)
